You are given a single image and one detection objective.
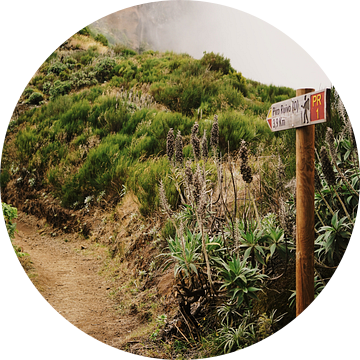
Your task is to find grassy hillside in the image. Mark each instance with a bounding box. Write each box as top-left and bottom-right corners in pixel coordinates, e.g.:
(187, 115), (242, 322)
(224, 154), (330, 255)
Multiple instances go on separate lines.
(1, 29), (358, 358)
(1, 29), (297, 213)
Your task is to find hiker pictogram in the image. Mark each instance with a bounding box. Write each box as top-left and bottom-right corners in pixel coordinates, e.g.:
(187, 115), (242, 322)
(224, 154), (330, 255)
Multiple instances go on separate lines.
(301, 95), (310, 124)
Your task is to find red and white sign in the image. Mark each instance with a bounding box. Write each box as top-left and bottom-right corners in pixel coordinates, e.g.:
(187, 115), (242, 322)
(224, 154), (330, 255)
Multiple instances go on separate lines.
(266, 89), (330, 132)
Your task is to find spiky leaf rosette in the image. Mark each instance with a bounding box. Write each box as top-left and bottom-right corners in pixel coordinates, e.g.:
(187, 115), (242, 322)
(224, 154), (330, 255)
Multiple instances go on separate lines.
(320, 146), (336, 186)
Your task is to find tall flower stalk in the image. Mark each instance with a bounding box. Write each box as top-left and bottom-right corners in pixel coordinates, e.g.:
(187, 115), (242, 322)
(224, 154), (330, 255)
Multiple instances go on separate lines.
(191, 122), (201, 161)
(325, 127), (358, 198)
(175, 130), (184, 166)
(211, 114), (219, 155)
(315, 167), (334, 216)
(320, 146), (353, 224)
(167, 128), (175, 165)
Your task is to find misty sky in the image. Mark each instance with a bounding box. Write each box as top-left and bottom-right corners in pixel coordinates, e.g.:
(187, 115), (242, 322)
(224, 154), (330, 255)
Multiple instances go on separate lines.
(117, 1), (331, 90)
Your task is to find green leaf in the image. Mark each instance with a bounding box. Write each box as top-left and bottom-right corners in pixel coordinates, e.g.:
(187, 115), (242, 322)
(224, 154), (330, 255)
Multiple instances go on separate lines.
(206, 242), (221, 247)
(331, 211), (339, 228)
(255, 250), (265, 265)
(190, 263), (198, 275)
(238, 274), (247, 284)
(270, 243), (276, 257)
(247, 292), (259, 300)
(244, 247), (252, 260)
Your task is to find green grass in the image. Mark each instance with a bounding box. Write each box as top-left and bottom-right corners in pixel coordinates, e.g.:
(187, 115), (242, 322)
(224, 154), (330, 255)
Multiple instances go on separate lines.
(3, 40), (301, 213)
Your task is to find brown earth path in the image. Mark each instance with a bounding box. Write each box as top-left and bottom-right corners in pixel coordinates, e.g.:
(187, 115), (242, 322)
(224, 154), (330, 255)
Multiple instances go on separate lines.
(13, 212), (133, 350)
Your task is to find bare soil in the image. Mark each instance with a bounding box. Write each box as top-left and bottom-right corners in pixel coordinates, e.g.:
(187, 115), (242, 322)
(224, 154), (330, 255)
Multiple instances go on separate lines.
(13, 213), (134, 349)
(12, 207), (176, 358)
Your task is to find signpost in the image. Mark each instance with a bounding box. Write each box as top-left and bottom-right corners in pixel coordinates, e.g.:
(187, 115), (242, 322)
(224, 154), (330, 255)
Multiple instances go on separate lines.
(267, 88), (330, 316)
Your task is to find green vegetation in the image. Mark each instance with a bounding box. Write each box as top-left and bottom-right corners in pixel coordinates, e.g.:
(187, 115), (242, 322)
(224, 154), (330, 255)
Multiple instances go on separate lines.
(5, 45), (294, 216)
(1, 30), (357, 358)
(2, 202), (28, 259)
(157, 108), (357, 356)
(94, 33), (109, 47)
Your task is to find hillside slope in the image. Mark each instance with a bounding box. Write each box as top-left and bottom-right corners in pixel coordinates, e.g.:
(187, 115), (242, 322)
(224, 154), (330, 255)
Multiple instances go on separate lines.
(1, 30), (357, 359)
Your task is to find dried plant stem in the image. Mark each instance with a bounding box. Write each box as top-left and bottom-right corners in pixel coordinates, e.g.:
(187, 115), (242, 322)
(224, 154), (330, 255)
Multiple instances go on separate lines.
(332, 186), (354, 224)
(315, 207), (326, 227)
(353, 154), (360, 185)
(196, 215), (214, 294)
(245, 185), (252, 224)
(315, 258), (338, 269)
(173, 322), (190, 343)
(318, 191), (334, 216)
(229, 159), (237, 223)
(249, 184), (261, 227)
(176, 182), (186, 205)
(178, 223), (193, 288)
(216, 154), (226, 219)
(314, 267), (327, 288)
(330, 154), (359, 198)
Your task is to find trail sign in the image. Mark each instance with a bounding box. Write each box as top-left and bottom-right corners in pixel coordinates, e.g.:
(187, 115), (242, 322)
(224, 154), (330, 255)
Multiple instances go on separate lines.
(266, 88), (330, 132)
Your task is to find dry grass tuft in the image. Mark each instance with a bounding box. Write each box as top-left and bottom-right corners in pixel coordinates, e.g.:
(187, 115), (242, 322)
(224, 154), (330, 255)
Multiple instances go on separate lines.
(68, 34), (109, 54)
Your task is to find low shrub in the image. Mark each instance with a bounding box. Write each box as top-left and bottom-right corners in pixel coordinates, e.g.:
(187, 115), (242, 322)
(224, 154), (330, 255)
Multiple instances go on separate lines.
(15, 127), (38, 161)
(49, 80), (72, 100)
(78, 26), (90, 36)
(80, 54), (94, 65)
(226, 72), (248, 97)
(113, 60), (138, 83)
(123, 48), (137, 56)
(127, 157), (177, 216)
(64, 57), (77, 69)
(70, 70), (98, 89)
(94, 57), (116, 82)
(47, 62), (68, 75)
(3, 203), (30, 260)
(58, 99), (91, 140)
(218, 111), (273, 152)
(27, 92), (44, 105)
(59, 69), (70, 81)
(30, 75), (44, 87)
(23, 87), (34, 99)
(94, 33), (109, 47)
(200, 51), (233, 75)
(0, 168), (10, 189)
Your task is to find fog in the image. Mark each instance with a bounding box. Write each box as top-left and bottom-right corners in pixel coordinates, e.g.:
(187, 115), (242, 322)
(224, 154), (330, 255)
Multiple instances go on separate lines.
(107, 1), (331, 90)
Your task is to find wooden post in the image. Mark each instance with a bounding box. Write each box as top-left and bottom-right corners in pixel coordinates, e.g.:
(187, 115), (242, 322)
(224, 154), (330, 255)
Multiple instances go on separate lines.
(296, 87), (315, 316)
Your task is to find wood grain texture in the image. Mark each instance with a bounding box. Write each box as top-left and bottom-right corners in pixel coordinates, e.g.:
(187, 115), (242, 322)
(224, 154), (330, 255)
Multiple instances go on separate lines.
(295, 88), (315, 316)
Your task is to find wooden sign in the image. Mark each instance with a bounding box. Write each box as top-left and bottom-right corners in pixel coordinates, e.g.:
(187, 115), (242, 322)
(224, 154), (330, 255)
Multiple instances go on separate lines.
(266, 88), (330, 132)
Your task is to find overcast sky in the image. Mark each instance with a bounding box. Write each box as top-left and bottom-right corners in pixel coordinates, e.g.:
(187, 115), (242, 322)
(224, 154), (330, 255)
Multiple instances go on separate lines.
(136, 1), (331, 90)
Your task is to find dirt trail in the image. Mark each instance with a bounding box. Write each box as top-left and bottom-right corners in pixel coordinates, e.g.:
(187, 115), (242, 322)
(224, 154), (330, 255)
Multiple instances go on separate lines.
(13, 213), (132, 349)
